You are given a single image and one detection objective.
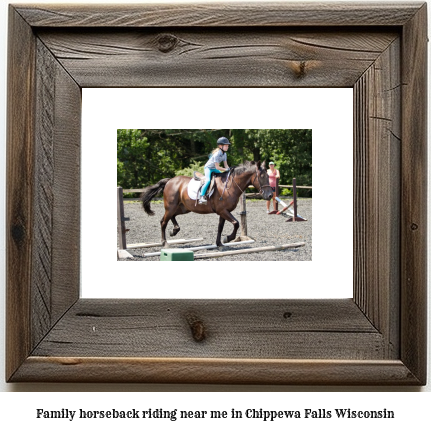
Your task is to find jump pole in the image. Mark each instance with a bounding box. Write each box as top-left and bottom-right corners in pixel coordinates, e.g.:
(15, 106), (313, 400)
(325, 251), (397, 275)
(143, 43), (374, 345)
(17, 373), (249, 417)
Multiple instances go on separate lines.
(270, 178), (307, 221)
(127, 238), (204, 250)
(229, 192), (254, 243)
(285, 178), (307, 222)
(117, 186), (133, 258)
(240, 192), (248, 237)
(143, 239), (255, 258)
(194, 242), (305, 259)
(117, 186), (203, 258)
(274, 197), (294, 214)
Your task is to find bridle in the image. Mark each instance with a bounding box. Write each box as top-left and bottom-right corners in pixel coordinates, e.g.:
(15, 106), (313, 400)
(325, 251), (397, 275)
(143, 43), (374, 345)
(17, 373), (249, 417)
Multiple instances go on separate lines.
(252, 167), (273, 195)
(231, 165), (272, 195)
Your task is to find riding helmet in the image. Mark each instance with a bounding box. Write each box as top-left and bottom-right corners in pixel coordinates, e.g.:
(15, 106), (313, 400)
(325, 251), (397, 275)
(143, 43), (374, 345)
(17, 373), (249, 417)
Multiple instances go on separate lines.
(217, 137), (231, 146)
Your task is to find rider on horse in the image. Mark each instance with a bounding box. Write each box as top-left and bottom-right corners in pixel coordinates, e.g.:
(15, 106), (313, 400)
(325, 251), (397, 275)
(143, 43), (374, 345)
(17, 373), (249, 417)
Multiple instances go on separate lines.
(199, 137), (231, 204)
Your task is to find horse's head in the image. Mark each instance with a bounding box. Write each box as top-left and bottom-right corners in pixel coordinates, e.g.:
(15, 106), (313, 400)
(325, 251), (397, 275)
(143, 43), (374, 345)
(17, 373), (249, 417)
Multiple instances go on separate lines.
(251, 161), (273, 201)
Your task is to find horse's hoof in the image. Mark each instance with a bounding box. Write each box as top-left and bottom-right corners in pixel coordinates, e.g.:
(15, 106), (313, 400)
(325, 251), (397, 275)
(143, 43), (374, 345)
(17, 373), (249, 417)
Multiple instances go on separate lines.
(223, 236), (229, 244)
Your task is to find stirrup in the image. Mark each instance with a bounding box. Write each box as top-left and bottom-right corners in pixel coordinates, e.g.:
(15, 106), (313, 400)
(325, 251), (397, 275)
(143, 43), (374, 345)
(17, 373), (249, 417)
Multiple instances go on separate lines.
(198, 196), (207, 205)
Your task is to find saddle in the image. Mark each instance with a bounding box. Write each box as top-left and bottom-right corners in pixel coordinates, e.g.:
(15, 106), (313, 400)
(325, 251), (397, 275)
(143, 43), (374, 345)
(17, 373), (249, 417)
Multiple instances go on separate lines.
(193, 171), (222, 197)
(193, 171), (205, 182)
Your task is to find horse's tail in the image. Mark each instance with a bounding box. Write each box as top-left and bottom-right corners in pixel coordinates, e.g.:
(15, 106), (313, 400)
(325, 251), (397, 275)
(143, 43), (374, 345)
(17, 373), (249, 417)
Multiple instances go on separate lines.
(140, 178), (171, 216)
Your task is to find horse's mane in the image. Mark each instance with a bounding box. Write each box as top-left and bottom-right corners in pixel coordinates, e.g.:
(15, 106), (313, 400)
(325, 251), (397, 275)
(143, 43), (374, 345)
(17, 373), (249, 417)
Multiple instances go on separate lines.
(230, 161), (256, 176)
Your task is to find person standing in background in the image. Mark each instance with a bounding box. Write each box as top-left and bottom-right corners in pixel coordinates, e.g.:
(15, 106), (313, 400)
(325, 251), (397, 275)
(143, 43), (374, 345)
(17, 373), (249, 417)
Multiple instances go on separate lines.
(266, 161), (280, 213)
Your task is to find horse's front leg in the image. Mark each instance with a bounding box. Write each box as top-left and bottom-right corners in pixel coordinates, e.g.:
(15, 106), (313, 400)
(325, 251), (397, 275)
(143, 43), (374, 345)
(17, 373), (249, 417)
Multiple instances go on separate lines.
(217, 210), (239, 246)
(225, 212), (240, 243)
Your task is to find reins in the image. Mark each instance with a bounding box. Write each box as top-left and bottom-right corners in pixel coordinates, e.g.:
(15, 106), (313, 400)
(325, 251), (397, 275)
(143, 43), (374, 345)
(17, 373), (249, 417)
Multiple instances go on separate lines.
(219, 169), (232, 200)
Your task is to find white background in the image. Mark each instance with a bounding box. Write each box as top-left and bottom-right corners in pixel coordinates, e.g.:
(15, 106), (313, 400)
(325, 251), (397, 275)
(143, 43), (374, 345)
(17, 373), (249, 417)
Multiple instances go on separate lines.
(0, 0), (430, 421)
(81, 87), (353, 299)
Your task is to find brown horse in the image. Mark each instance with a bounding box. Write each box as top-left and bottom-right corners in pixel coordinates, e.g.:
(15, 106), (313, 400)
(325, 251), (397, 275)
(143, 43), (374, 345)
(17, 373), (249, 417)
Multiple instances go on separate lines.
(140, 161), (273, 247)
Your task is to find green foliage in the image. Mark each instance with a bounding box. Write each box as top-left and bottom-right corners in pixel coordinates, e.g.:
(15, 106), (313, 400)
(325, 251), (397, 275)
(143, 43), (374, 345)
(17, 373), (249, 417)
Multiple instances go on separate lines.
(117, 129), (151, 188)
(279, 187), (293, 197)
(175, 161), (205, 178)
(117, 129), (312, 196)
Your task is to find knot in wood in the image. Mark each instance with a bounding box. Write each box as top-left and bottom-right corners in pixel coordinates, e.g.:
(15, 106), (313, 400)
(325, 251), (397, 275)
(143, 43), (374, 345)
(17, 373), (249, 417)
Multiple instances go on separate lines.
(157, 34), (178, 53)
(411, 223), (419, 231)
(186, 314), (206, 342)
(293, 61), (307, 79)
(11, 222), (26, 245)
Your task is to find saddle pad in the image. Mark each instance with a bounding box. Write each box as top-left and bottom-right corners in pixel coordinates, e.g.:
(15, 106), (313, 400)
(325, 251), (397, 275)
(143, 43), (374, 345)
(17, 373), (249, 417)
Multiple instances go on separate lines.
(187, 178), (214, 200)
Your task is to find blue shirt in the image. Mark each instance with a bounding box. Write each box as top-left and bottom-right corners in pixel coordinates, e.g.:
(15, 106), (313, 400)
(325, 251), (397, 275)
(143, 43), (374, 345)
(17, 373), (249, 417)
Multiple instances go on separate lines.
(205, 149), (227, 170)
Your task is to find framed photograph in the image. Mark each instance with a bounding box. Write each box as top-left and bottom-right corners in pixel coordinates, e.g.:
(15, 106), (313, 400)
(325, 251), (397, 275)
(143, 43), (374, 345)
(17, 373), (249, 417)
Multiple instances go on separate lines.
(6, 2), (427, 384)
(82, 88), (351, 300)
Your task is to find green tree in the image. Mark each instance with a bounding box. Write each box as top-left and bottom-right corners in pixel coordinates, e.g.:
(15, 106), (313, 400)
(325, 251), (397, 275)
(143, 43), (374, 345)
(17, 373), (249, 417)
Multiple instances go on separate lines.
(117, 129), (312, 196)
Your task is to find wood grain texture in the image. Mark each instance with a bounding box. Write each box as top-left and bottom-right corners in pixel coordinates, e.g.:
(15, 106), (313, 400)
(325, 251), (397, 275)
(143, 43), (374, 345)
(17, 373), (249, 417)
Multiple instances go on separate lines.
(37, 29), (398, 88)
(31, 38), (81, 351)
(7, 7), (81, 381)
(6, 2), (427, 385)
(32, 299), (382, 359)
(6, 7), (36, 381)
(353, 38), (401, 358)
(400, 3), (428, 384)
(12, 357), (420, 385)
(15, 2), (423, 27)
(50, 53), (81, 325)
(32, 40), (56, 347)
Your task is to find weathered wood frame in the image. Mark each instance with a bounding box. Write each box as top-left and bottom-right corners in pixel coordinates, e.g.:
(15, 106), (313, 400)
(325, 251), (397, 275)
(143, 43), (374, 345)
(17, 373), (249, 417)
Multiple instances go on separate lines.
(6, 3), (427, 384)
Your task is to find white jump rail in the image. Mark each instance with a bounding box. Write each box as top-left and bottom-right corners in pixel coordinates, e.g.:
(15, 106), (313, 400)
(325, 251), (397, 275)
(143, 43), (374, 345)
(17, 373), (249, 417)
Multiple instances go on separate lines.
(143, 239), (255, 257)
(194, 242), (305, 259)
(118, 238), (203, 259)
(128, 238), (203, 250)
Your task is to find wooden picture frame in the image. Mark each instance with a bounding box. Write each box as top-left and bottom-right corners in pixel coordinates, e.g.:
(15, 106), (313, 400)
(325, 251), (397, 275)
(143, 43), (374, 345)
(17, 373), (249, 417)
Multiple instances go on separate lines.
(6, 2), (427, 385)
